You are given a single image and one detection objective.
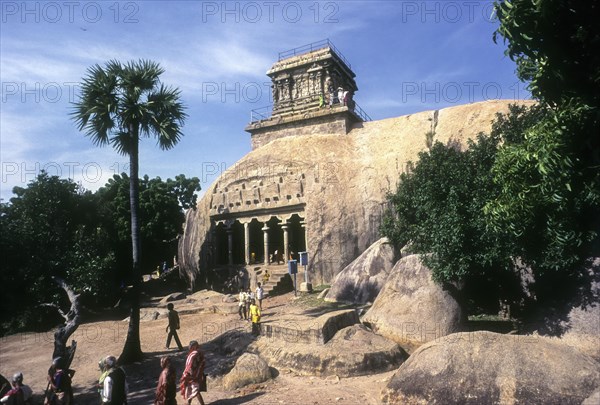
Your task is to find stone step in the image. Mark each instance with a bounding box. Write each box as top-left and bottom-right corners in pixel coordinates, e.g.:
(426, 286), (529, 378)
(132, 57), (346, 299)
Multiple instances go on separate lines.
(252, 264), (294, 296)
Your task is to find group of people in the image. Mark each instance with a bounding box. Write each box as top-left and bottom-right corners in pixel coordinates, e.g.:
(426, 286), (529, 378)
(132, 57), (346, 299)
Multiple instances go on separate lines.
(3, 357), (76, 405)
(96, 339), (206, 405)
(325, 81), (351, 108)
(238, 284), (263, 336)
(4, 283), (266, 404)
(155, 340), (206, 405)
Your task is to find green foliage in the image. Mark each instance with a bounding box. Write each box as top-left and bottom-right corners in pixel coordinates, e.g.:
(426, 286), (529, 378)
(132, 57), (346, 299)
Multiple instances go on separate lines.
(0, 173), (116, 333)
(494, 0), (600, 107)
(72, 59), (187, 153)
(0, 171), (199, 335)
(486, 103), (600, 283)
(382, 136), (512, 285)
(491, 0), (600, 305)
(96, 173), (201, 274)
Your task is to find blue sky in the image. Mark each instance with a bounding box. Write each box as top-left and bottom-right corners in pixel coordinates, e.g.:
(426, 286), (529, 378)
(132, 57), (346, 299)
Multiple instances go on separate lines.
(0, 0), (529, 202)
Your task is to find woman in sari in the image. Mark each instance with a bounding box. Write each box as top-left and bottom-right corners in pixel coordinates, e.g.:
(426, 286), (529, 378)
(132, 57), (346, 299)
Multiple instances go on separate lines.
(155, 356), (176, 405)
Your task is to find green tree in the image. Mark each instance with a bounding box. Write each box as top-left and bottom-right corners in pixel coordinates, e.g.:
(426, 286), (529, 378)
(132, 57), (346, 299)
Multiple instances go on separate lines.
(0, 172), (115, 333)
(72, 60), (187, 363)
(490, 0), (600, 306)
(382, 134), (521, 312)
(494, 0), (600, 108)
(96, 173), (200, 276)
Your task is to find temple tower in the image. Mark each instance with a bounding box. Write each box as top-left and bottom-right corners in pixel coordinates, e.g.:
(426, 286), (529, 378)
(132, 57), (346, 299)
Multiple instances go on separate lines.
(246, 39), (370, 150)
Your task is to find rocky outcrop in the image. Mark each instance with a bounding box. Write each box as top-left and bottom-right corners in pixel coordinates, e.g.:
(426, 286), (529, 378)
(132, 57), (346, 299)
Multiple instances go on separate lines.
(159, 292), (185, 303)
(222, 353), (272, 390)
(325, 237), (397, 304)
(583, 389), (600, 405)
(381, 331), (600, 405)
(532, 258), (600, 359)
(179, 100), (534, 287)
(252, 324), (406, 377)
(260, 309), (359, 345)
(361, 254), (464, 347)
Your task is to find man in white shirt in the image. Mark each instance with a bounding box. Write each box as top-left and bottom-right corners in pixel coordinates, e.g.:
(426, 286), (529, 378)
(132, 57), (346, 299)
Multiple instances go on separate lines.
(101, 356), (128, 404)
(255, 282), (264, 311)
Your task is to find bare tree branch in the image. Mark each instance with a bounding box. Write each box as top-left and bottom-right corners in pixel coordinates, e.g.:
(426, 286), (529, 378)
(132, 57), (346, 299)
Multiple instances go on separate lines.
(50, 276), (81, 364)
(38, 303), (68, 320)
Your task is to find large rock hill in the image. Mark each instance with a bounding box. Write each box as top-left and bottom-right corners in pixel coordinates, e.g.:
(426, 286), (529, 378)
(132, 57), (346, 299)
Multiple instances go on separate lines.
(179, 100), (534, 286)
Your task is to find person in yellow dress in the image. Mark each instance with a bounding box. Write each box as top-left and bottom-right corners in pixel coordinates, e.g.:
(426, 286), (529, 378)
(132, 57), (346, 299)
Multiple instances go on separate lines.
(249, 299), (261, 336)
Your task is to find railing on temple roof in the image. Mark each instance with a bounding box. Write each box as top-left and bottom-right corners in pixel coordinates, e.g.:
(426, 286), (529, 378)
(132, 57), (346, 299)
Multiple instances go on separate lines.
(277, 38), (352, 70)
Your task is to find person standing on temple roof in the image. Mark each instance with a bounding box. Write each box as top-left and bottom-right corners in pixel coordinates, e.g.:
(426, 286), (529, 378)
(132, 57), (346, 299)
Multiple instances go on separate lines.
(327, 81), (335, 108)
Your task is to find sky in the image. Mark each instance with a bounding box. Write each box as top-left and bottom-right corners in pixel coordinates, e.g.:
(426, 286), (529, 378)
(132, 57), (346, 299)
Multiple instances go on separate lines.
(0, 0), (530, 202)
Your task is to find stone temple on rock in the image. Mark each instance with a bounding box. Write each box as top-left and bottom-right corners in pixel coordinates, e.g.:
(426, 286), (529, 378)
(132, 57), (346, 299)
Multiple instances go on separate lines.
(178, 39), (533, 290)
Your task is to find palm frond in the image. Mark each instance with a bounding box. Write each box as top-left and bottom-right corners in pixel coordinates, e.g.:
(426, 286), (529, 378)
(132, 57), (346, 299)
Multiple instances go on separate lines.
(73, 59), (186, 155)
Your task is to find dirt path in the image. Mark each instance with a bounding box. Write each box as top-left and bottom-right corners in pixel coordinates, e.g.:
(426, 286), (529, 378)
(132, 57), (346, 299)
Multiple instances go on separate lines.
(0, 293), (393, 404)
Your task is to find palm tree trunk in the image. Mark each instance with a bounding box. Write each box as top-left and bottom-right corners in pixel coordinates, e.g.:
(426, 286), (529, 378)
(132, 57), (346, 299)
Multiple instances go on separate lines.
(119, 129), (143, 363)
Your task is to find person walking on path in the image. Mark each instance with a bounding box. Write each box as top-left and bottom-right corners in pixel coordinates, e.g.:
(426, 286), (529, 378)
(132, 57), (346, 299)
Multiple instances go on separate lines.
(244, 288), (253, 322)
(238, 288), (247, 320)
(249, 299), (261, 336)
(255, 283), (264, 311)
(180, 341), (206, 405)
(1, 372), (32, 404)
(101, 356), (128, 405)
(166, 303), (183, 350)
(45, 357), (74, 405)
(96, 358), (110, 404)
(155, 356), (177, 405)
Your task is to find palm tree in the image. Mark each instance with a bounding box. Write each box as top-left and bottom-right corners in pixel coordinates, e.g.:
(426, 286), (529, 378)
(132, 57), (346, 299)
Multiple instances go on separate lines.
(72, 59), (186, 363)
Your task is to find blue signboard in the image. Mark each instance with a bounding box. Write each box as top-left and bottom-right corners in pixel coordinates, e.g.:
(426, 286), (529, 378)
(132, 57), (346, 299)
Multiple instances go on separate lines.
(288, 259), (298, 274)
(299, 251), (308, 266)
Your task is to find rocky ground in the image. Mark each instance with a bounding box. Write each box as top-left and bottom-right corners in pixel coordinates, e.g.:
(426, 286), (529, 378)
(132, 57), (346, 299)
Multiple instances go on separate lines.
(0, 291), (392, 405)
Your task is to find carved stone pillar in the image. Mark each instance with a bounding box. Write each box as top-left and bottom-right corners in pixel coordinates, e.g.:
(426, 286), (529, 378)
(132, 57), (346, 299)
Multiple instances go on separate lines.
(244, 222), (250, 265)
(262, 225), (270, 265)
(300, 221), (307, 252)
(227, 226), (234, 266)
(211, 228), (217, 266)
(282, 223), (289, 263)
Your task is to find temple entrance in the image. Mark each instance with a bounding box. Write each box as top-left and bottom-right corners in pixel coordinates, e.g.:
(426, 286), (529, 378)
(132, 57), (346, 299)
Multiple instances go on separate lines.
(214, 223), (228, 265)
(267, 217), (284, 264)
(210, 210), (306, 268)
(248, 219), (263, 264)
(232, 221), (245, 264)
(287, 213), (306, 260)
